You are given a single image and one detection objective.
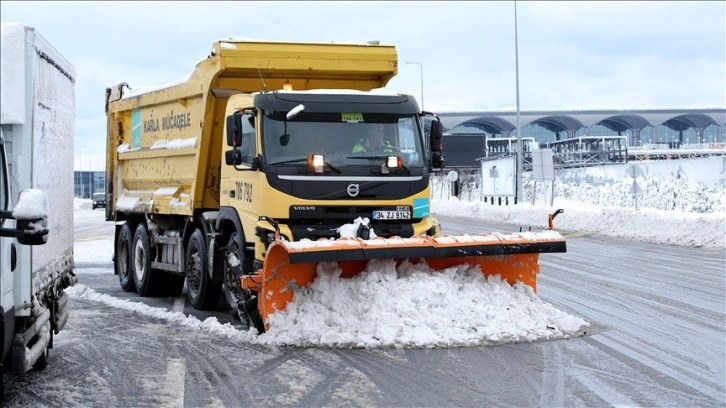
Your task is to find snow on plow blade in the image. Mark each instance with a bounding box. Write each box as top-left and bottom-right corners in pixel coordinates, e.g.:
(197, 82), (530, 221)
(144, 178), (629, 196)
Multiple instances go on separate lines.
(241, 230), (567, 331)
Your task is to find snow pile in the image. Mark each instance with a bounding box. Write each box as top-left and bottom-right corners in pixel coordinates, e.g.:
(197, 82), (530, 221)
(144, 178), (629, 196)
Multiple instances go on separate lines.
(440, 159), (726, 214)
(534, 175), (726, 213)
(70, 213), (588, 349)
(66, 284), (258, 341)
(431, 158), (726, 250)
(150, 136), (197, 150)
(432, 199), (725, 250)
(261, 259), (587, 348)
(66, 259), (588, 349)
(12, 188), (49, 220)
(336, 217), (377, 239)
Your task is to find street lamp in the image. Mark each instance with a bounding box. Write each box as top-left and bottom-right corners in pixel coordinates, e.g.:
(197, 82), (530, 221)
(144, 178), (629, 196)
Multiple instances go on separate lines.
(513, 0), (523, 203)
(405, 61), (424, 110)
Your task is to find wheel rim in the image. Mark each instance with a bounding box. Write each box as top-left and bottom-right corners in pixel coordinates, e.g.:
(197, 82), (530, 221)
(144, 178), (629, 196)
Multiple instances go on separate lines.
(118, 237), (129, 279)
(134, 239), (145, 282)
(187, 245), (201, 294)
(223, 235), (263, 332)
(224, 243), (242, 307)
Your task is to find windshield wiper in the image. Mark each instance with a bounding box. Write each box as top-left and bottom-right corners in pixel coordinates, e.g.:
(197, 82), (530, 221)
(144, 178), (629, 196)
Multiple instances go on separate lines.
(270, 157), (308, 165)
(346, 155), (412, 175)
(270, 157), (341, 173)
(345, 155), (391, 160)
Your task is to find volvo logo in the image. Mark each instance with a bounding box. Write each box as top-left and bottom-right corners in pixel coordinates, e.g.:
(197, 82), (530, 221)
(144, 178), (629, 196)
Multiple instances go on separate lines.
(346, 183), (360, 198)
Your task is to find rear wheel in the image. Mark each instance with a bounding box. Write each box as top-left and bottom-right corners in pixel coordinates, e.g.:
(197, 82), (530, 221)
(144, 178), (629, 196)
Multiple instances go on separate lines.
(132, 223), (159, 296)
(222, 231), (264, 333)
(185, 228), (221, 309)
(116, 223), (136, 292)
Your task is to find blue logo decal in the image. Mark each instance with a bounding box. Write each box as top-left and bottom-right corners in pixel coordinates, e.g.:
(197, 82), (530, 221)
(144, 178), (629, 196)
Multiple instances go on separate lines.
(132, 110), (141, 148)
(413, 198), (429, 218)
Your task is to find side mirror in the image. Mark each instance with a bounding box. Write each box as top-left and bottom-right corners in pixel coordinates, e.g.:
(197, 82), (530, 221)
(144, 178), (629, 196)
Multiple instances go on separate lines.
(431, 151), (445, 170)
(430, 120), (443, 152)
(226, 114), (243, 147)
(0, 189), (49, 245)
(225, 149), (242, 166)
(225, 151), (260, 171)
(280, 133), (290, 147)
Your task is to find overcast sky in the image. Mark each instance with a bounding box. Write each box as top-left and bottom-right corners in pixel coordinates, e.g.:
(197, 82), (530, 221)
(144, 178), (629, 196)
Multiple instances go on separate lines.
(2, 1), (724, 159)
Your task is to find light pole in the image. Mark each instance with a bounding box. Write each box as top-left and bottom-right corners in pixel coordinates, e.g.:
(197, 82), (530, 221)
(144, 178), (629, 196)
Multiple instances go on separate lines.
(513, 0), (523, 203)
(405, 61), (424, 110)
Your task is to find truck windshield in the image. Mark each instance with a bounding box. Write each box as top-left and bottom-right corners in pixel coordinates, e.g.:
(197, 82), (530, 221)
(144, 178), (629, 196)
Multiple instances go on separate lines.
(261, 112), (424, 167)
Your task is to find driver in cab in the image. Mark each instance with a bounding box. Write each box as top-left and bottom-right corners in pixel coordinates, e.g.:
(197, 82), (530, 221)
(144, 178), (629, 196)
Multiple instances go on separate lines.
(352, 123), (394, 153)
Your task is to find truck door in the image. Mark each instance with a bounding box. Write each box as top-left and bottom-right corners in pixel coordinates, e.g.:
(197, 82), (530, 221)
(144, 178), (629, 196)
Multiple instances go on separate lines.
(224, 110), (261, 236)
(0, 133), (14, 320)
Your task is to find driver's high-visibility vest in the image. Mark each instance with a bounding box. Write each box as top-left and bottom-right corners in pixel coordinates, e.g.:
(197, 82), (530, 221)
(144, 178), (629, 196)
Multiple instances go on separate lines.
(352, 139), (393, 153)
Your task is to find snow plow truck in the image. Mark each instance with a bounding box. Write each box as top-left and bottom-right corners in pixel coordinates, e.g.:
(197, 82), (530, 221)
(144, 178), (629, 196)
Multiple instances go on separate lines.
(104, 38), (566, 333)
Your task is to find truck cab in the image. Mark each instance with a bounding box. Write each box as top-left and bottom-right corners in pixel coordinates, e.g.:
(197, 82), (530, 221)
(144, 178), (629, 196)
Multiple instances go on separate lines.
(0, 132), (51, 396)
(220, 90), (443, 263)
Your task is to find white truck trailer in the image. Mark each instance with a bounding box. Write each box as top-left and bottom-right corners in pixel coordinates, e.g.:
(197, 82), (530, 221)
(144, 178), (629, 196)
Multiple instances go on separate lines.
(0, 23), (76, 396)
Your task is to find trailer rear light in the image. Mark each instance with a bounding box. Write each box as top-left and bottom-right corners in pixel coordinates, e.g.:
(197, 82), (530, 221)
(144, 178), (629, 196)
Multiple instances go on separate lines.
(307, 154), (325, 173)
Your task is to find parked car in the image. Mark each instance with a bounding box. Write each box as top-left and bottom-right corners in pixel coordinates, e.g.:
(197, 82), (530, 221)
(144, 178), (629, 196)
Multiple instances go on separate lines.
(92, 192), (106, 210)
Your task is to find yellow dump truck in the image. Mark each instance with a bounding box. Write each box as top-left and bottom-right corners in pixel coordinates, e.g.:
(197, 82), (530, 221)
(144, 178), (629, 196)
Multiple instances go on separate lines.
(105, 38), (566, 332)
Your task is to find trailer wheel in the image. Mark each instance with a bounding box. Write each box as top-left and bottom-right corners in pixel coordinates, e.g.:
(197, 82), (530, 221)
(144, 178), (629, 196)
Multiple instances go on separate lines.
(116, 223), (136, 292)
(132, 223), (159, 296)
(185, 228), (221, 309)
(222, 231), (264, 333)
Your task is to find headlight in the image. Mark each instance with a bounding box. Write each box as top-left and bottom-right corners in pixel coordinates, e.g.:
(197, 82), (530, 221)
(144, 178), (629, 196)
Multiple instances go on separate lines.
(307, 154), (325, 173)
(386, 156), (402, 168)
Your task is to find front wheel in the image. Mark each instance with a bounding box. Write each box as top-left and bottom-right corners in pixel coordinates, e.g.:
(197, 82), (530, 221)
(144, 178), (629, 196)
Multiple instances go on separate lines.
(222, 231), (264, 333)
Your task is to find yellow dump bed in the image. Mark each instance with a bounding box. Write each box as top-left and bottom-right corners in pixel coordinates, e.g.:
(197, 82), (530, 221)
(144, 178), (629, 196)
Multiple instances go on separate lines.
(105, 39), (398, 217)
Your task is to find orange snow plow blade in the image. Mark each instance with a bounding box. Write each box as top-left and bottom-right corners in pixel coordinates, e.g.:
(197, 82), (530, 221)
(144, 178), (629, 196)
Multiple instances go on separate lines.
(241, 228), (567, 332)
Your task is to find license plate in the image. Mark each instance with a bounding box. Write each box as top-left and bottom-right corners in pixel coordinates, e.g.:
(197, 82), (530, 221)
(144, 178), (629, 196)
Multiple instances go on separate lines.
(372, 210), (411, 220)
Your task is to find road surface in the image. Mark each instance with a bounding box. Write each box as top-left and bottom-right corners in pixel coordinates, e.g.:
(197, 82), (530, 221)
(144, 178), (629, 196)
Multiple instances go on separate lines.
(3, 209), (723, 407)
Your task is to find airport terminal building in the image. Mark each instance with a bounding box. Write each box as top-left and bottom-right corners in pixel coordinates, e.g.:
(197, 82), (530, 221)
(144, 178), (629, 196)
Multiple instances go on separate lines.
(432, 107), (726, 168)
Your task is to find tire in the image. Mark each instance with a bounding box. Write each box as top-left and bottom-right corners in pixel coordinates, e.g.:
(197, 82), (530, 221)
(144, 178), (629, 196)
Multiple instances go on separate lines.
(222, 231), (264, 333)
(132, 223), (159, 297)
(185, 229), (221, 309)
(116, 223), (136, 292)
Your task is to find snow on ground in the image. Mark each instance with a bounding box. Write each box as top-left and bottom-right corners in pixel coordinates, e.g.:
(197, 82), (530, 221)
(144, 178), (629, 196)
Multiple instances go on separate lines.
(432, 198), (724, 250)
(69, 163), (725, 348)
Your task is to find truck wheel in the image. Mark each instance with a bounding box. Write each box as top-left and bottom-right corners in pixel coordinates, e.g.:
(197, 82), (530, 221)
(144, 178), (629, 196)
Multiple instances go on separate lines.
(222, 231), (264, 333)
(132, 223), (159, 296)
(185, 229), (221, 309)
(116, 223), (136, 292)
